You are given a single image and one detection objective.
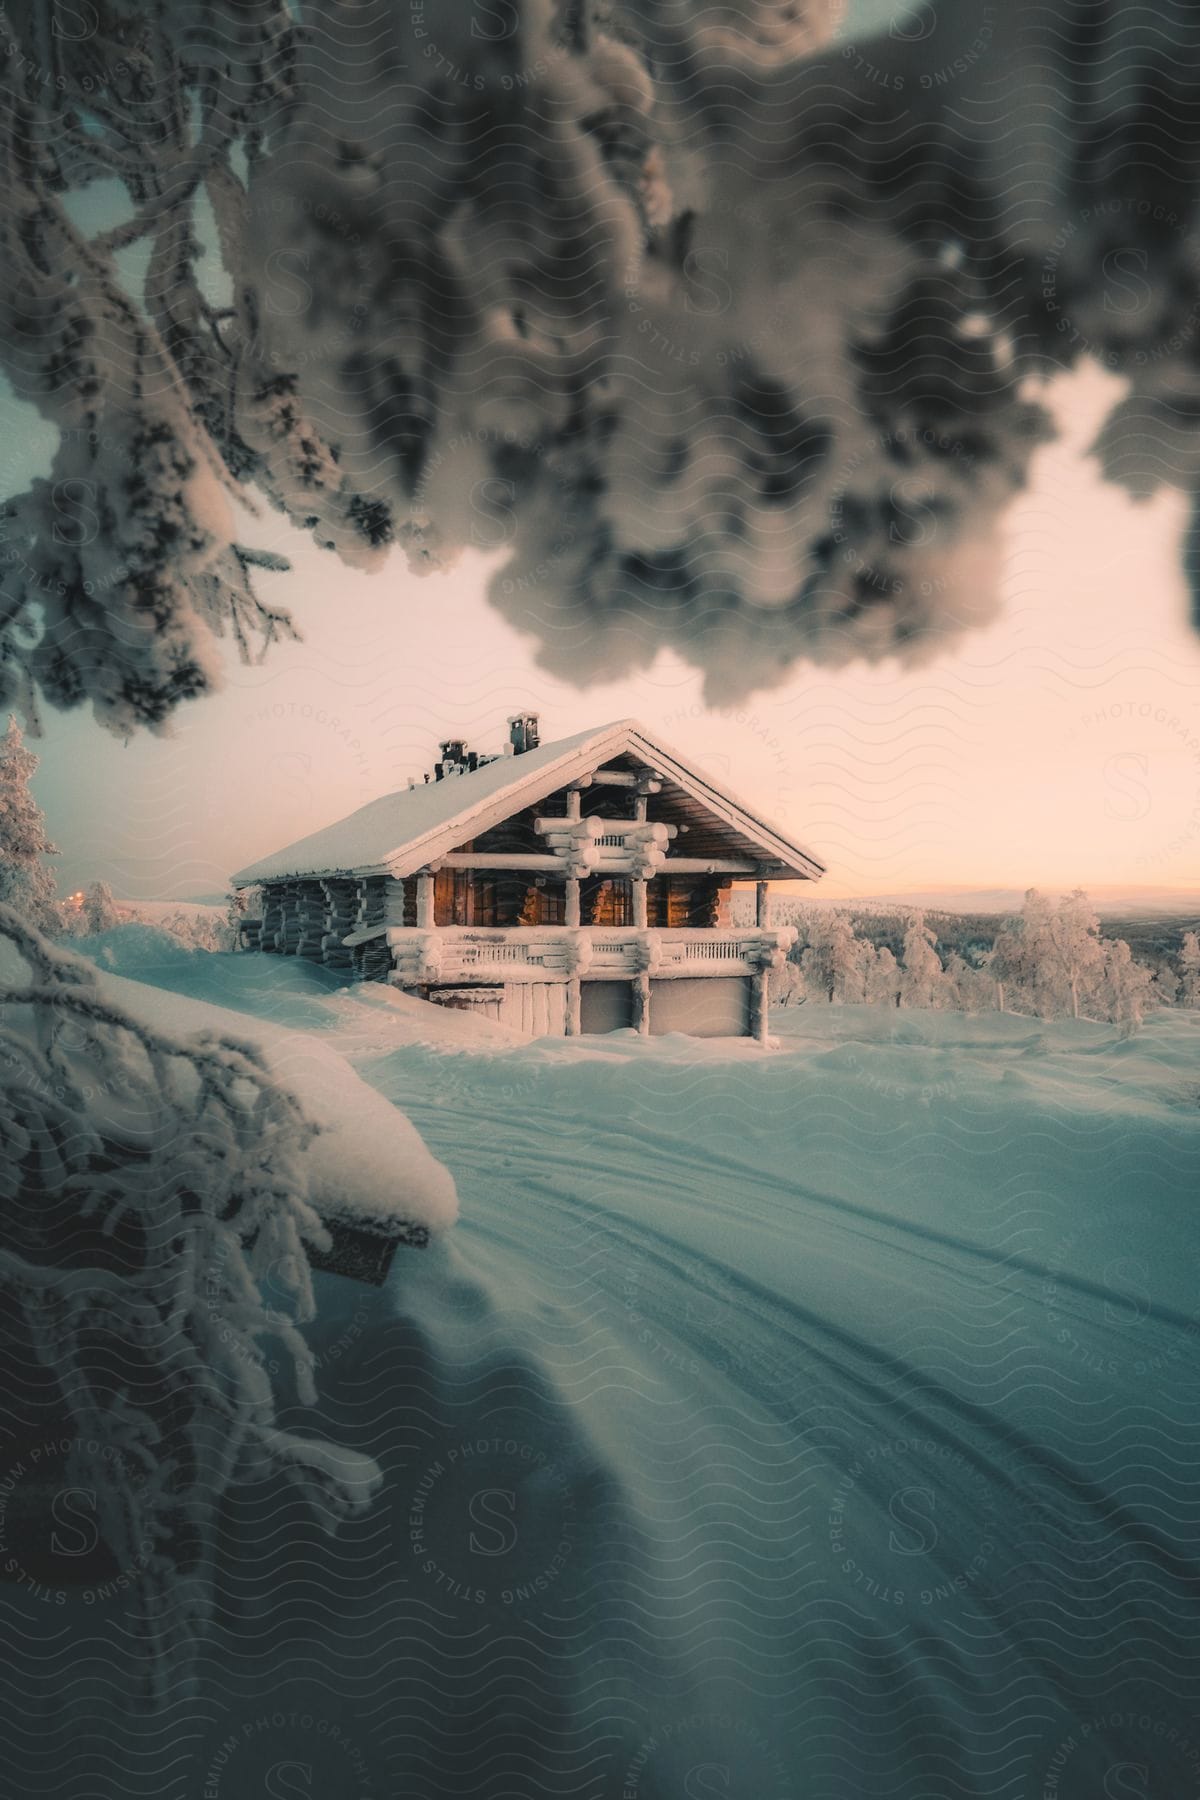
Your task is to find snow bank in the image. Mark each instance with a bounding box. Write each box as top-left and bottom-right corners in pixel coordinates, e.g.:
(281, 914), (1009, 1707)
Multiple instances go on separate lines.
(71, 931), (530, 1053)
(71, 920), (219, 975)
(99, 969), (458, 1234)
(65, 900), (236, 953)
(122, 899), (228, 927)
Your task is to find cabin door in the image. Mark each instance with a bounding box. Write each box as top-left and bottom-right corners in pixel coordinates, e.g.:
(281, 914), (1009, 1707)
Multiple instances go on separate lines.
(649, 976), (751, 1037)
(434, 867), (473, 925)
(579, 981), (633, 1033)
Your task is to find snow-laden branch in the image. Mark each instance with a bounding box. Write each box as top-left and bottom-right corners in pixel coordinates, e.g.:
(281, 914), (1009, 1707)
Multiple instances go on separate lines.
(0, 906), (388, 1694)
(2, 0), (1199, 731)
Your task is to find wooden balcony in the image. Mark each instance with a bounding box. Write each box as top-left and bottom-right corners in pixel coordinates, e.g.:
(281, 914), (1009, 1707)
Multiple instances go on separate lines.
(378, 925), (795, 987)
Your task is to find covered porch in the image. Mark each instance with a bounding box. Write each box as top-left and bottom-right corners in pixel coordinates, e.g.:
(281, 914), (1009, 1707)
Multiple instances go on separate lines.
(362, 922), (796, 1040)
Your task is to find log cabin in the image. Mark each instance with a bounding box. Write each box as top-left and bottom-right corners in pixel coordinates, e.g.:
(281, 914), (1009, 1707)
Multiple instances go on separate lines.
(231, 716), (824, 1040)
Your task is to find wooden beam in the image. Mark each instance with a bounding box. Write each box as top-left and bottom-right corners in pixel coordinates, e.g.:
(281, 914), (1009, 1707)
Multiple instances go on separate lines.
(588, 766), (662, 791)
(752, 965), (771, 1045)
(756, 881), (769, 927)
(631, 972), (650, 1036)
(659, 857), (761, 875)
(439, 853), (563, 871)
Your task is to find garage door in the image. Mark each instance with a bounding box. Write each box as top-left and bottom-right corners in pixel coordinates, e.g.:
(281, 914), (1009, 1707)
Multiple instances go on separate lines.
(579, 981), (634, 1033)
(649, 977), (751, 1037)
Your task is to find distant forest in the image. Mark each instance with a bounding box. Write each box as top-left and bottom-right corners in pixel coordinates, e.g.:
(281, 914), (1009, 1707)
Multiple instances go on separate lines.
(726, 889), (1200, 1027)
(810, 908), (1198, 973)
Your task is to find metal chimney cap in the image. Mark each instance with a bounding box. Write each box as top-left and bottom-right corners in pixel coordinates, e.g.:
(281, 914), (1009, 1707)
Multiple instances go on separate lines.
(508, 712), (539, 754)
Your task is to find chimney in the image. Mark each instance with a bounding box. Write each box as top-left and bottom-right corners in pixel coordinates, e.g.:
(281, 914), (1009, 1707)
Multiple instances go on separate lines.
(508, 712), (540, 755)
(435, 738), (468, 781)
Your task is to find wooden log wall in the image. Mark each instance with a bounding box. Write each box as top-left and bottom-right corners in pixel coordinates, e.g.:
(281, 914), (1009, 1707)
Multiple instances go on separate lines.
(296, 881), (325, 959)
(261, 884), (284, 950)
(348, 876), (394, 982)
(279, 880), (302, 955)
(320, 879), (359, 971)
(254, 875), (402, 982)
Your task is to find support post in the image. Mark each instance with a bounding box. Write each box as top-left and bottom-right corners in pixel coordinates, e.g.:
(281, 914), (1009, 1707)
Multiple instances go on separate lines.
(755, 880), (769, 928)
(752, 965), (770, 1045)
(632, 876), (647, 929)
(565, 976), (581, 1035)
(565, 874), (581, 928)
(416, 871), (435, 927)
(632, 972), (651, 1036)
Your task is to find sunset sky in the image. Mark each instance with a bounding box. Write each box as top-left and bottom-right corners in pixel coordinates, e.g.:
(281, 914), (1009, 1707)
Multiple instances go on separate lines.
(7, 0), (1198, 909)
(14, 362), (1199, 904)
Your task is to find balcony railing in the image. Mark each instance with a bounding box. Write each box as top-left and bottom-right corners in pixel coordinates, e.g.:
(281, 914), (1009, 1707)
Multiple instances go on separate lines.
(376, 925), (795, 986)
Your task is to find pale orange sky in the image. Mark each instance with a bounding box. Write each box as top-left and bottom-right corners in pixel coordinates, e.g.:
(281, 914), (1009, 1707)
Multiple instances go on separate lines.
(26, 365), (1200, 901)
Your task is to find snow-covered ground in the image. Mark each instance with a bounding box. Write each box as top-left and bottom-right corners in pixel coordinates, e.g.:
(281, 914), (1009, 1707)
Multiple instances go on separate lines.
(99, 962), (458, 1236)
(19, 938), (1200, 1799)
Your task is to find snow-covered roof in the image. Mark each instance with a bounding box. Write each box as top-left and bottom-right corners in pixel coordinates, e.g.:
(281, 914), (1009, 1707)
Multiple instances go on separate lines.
(232, 719), (825, 885)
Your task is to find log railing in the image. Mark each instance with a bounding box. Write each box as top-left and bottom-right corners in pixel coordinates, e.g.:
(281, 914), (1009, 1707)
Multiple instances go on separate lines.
(378, 925), (794, 986)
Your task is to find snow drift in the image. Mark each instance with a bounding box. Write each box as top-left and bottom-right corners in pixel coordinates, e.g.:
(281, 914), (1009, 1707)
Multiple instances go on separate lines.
(96, 967), (458, 1237)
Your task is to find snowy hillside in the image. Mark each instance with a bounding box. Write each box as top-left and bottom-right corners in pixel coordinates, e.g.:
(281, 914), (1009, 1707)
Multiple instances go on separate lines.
(18, 940), (1200, 1799)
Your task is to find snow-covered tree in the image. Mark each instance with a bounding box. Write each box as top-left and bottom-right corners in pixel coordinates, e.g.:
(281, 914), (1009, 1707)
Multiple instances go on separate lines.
(1095, 938), (1157, 1035)
(989, 888), (1162, 1027)
(3, 3), (1200, 731)
(987, 889), (1062, 1017)
(943, 951), (996, 1014)
(770, 958), (805, 1006)
(0, 714), (60, 934)
(1151, 963), (1179, 1009)
(1046, 889), (1106, 1021)
(0, 907), (381, 1693)
(898, 912), (947, 1009)
(799, 910), (872, 1004)
(865, 944), (902, 1008)
(1180, 932), (1200, 1008)
(80, 879), (124, 934)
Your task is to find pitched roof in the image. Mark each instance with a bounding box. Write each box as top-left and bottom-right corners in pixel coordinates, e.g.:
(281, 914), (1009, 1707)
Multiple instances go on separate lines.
(231, 719), (825, 884)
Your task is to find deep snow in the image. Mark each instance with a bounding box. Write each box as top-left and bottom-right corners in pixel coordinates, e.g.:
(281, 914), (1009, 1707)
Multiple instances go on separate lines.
(12, 940), (1200, 1799)
(97, 955), (458, 1233)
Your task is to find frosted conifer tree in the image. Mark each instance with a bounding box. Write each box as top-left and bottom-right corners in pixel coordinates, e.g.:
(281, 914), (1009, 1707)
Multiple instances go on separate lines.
(943, 952), (994, 1015)
(865, 944), (902, 1008)
(80, 879), (124, 934)
(898, 913), (946, 1009)
(0, 714), (60, 935)
(1180, 932), (1200, 1008)
(1096, 939), (1157, 1035)
(988, 890), (1057, 1017)
(1047, 890), (1106, 1021)
(1151, 963), (1179, 1008)
(800, 911), (870, 1004)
